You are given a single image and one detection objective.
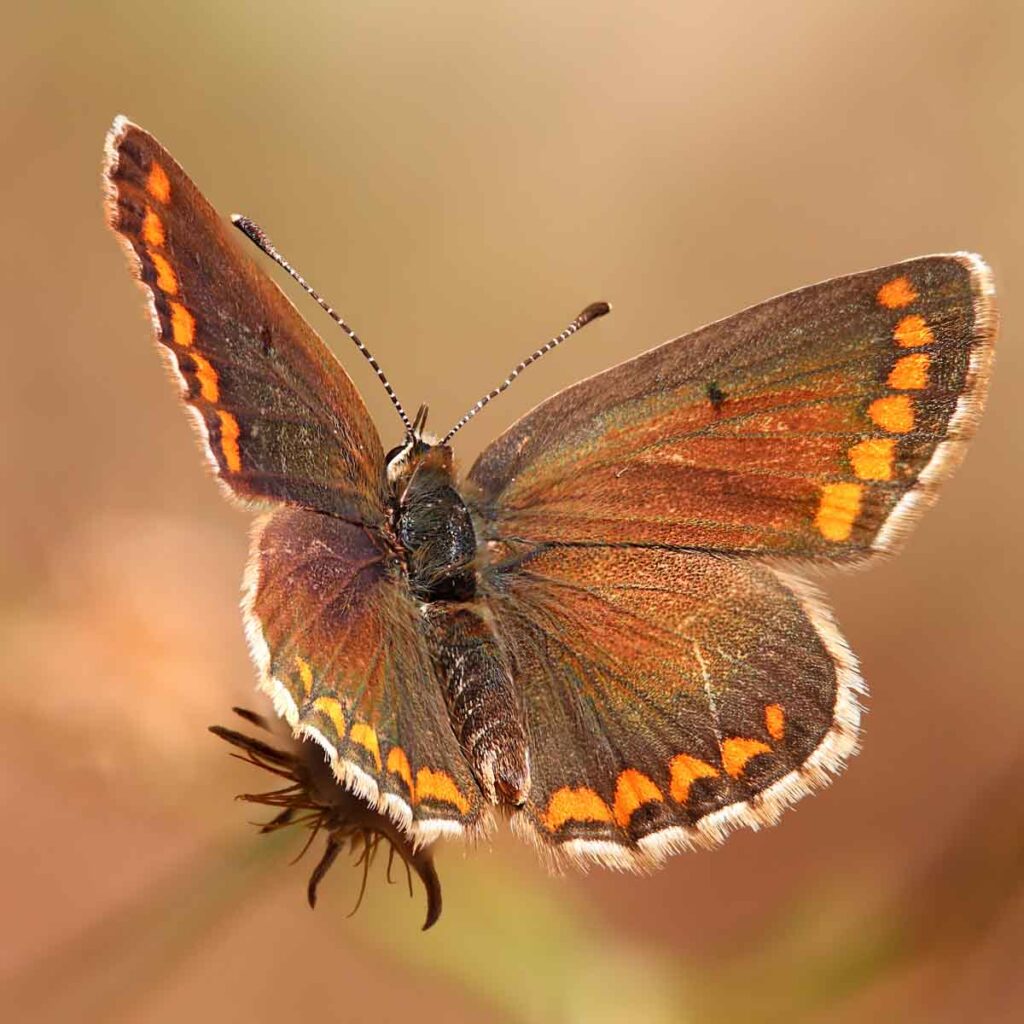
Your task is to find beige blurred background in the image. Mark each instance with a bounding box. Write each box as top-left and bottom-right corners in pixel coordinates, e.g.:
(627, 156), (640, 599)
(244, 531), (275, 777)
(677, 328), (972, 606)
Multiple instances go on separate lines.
(2, 2), (1022, 1021)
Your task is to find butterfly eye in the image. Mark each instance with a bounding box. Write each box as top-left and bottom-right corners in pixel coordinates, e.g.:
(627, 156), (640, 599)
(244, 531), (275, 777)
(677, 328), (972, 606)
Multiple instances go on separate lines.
(385, 439), (431, 469)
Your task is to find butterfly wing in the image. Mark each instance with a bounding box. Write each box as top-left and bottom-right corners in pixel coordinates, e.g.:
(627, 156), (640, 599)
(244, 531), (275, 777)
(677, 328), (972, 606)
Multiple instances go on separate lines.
(104, 116), (386, 523)
(482, 545), (860, 868)
(105, 120), (483, 839)
(245, 508), (487, 842)
(471, 256), (994, 866)
(468, 255), (996, 559)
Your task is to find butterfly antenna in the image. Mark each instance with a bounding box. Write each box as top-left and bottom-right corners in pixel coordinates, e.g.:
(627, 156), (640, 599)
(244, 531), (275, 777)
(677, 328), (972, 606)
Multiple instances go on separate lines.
(440, 301), (610, 445)
(232, 215), (415, 438)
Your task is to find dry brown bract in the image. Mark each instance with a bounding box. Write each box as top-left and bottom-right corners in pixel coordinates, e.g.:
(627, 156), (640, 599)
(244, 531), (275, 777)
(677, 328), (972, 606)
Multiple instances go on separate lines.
(210, 709), (442, 929)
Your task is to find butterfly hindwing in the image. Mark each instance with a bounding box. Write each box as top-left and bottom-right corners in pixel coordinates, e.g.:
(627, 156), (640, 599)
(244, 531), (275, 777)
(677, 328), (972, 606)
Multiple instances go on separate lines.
(483, 545), (861, 869)
(468, 255), (995, 561)
(104, 117), (386, 523)
(244, 507), (487, 842)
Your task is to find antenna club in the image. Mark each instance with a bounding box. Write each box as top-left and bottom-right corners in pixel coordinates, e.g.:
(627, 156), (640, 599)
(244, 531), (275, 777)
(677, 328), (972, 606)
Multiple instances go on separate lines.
(232, 214), (270, 249)
(578, 301), (611, 325)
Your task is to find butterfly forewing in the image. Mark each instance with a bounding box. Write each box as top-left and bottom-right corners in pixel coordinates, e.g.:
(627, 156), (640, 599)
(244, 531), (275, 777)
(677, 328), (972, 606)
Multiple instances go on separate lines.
(484, 547), (861, 868)
(104, 117), (387, 522)
(468, 255), (995, 560)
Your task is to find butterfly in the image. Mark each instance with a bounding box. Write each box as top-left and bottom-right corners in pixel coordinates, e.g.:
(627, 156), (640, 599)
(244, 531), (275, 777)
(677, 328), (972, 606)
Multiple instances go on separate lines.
(103, 115), (997, 871)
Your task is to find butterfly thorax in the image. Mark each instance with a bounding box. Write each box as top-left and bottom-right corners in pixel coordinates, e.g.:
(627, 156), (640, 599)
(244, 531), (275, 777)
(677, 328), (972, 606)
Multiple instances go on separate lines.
(389, 442), (477, 602)
(386, 439), (531, 807)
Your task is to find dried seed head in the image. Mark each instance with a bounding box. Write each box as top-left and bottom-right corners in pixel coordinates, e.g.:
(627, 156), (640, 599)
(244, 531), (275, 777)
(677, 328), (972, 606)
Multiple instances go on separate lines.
(210, 709), (442, 930)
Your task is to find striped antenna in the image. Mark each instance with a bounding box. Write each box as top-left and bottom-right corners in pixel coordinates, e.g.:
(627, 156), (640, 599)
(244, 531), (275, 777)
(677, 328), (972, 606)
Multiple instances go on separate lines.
(440, 301), (611, 445)
(232, 215), (415, 438)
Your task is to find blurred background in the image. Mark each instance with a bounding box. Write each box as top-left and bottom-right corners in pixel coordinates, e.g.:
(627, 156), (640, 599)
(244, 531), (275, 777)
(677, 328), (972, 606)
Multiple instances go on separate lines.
(2, 2), (1022, 1021)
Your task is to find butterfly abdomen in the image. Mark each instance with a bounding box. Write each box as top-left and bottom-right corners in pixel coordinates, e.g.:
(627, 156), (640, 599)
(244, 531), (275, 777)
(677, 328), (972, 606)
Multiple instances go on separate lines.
(422, 603), (530, 807)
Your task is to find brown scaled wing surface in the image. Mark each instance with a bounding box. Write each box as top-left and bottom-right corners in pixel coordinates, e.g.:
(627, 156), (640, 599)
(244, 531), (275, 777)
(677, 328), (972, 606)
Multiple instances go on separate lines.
(105, 118), (486, 845)
(245, 508), (486, 842)
(483, 546), (859, 869)
(469, 255), (994, 868)
(104, 117), (386, 522)
(467, 255), (995, 559)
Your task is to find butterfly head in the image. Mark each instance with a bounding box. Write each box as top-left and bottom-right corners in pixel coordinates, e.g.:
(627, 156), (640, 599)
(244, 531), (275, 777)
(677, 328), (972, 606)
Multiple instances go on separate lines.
(385, 404), (455, 490)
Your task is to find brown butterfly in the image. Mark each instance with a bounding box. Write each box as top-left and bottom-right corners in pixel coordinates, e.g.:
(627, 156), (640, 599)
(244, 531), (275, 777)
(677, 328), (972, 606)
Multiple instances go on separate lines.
(104, 115), (996, 871)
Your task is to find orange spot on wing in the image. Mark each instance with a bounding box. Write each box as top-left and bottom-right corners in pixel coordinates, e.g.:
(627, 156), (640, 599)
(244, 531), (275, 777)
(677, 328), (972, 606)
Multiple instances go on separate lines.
(191, 351), (219, 402)
(541, 786), (613, 831)
(888, 352), (930, 390)
(668, 754), (719, 804)
(815, 482), (863, 541)
(386, 747), (414, 796)
(169, 302), (195, 347)
(146, 161), (171, 204)
(415, 768), (470, 814)
(349, 722), (382, 771)
(295, 656), (313, 697)
(721, 737), (772, 779)
(216, 410), (242, 472)
(612, 769), (664, 827)
(849, 437), (896, 481)
(765, 703), (785, 741)
(877, 276), (917, 309)
(869, 394), (915, 433)
(893, 313), (934, 347)
(142, 206), (165, 247)
(312, 696), (345, 739)
(149, 252), (178, 294)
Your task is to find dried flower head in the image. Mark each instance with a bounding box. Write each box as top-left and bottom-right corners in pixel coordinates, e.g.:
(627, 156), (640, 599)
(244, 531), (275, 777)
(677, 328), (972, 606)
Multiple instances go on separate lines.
(210, 708), (442, 929)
